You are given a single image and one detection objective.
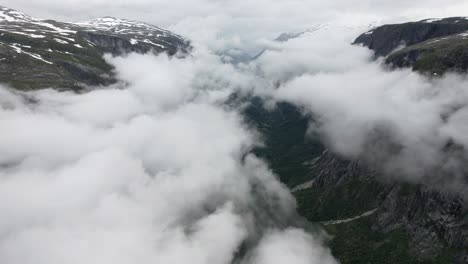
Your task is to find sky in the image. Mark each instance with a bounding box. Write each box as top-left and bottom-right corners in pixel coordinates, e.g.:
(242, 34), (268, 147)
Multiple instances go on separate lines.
(3, 0), (468, 52)
(1, 1), (468, 263)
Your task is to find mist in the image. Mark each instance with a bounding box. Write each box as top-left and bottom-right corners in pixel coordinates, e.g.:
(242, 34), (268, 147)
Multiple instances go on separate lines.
(2, 1), (468, 262)
(252, 28), (468, 191)
(0, 51), (337, 264)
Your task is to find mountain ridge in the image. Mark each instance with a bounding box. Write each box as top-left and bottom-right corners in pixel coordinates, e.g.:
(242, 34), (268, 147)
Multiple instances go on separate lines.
(0, 6), (190, 90)
(354, 17), (468, 75)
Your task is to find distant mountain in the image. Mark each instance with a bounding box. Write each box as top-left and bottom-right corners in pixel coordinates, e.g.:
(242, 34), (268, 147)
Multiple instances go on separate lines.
(252, 23), (374, 61)
(0, 6), (190, 90)
(354, 17), (468, 74)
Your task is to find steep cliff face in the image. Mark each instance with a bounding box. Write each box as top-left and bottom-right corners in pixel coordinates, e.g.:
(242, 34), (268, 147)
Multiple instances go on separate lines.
(375, 185), (468, 259)
(0, 6), (190, 90)
(386, 34), (468, 75)
(240, 23), (468, 263)
(242, 97), (468, 263)
(354, 17), (468, 57)
(354, 17), (468, 75)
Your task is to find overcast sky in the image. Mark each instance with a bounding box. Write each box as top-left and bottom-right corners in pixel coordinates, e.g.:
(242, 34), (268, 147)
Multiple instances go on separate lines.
(3, 0), (468, 52)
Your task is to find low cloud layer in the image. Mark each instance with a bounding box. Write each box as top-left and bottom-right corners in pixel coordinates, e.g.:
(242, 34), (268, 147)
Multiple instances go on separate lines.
(0, 51), (336, 264)
(251, 28), (468, 191)
(2, 2), (468, 262)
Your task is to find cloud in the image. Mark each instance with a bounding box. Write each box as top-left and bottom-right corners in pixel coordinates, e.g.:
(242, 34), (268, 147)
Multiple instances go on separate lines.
(3, 0), (468, 53)
(2, 1), (468, 262)
(0, 49), (336, 264)
(247, 228), (337, 264)
(250, 28), (468, 190)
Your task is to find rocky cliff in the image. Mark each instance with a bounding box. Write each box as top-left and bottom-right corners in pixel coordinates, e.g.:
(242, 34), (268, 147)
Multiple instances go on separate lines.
(243, 97), (468, 263)
(354, 17), (468, 75)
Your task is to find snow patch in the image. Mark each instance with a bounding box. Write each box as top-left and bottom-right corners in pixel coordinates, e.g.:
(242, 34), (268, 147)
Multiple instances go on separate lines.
(60, 36), (75, 42)
(424, 18), (443, 23)
(8, 44), (53, 64)
(142, 39), (165, 48)
(8, 31), (46, 38)
(0, 8), (35, 22)
(54, 38), (69, 44)
(32, 21), (77, 34)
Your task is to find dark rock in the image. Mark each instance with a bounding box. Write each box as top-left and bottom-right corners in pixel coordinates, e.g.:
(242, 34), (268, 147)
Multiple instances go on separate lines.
(354, 18), (468, 57)
(243, 97), (468, 262)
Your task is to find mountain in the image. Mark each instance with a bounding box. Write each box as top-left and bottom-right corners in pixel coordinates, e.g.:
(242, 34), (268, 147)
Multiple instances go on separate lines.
(244, 19), (468, 264)
(253, 24), (370, 61)
(354, 17), (468, 75)
(1, 6), (467, 263)
(0, 6), (190, 90)
(242, 97), (468, 264)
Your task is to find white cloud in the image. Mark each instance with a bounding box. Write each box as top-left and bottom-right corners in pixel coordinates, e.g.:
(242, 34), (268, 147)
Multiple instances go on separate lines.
(248, 228), (337, 264)
(2, 1), (468, 262)
(253, 28), (468, 188)
(0, 48), (336, 264)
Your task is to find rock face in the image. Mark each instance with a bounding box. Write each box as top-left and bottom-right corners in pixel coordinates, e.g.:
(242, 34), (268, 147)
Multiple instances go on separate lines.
(375, 185), (468, 259)
(0, 6), (190, 90)
(354, 17), (468, 74)
(243, 23), (468, 263)
(386, 33), (468, 75)
(354, 18), (468, 56)
(242, 96), (468, 263)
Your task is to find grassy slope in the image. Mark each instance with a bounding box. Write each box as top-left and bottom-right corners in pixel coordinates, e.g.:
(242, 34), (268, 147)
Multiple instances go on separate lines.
(387, 34), (468, 75)
(0, 31), (113, 90)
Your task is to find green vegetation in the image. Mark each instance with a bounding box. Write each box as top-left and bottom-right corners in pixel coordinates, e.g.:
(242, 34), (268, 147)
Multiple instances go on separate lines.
(0, 31), (114, 90)
(387, 35), (468, 75)
(324, 218), (453, 264)
(244, 98), (325, 187)
(242, 98), (460, 263)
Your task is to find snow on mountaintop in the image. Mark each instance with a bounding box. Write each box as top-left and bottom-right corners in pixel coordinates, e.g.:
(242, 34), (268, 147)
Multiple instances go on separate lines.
(421, 17), (468, 24)
(0, 5), (190, 90)
(0, 6), (189, 56)
(0, 6), (36, 22)
(78, 16), (172, 34)
(76, 16), (187, 44)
